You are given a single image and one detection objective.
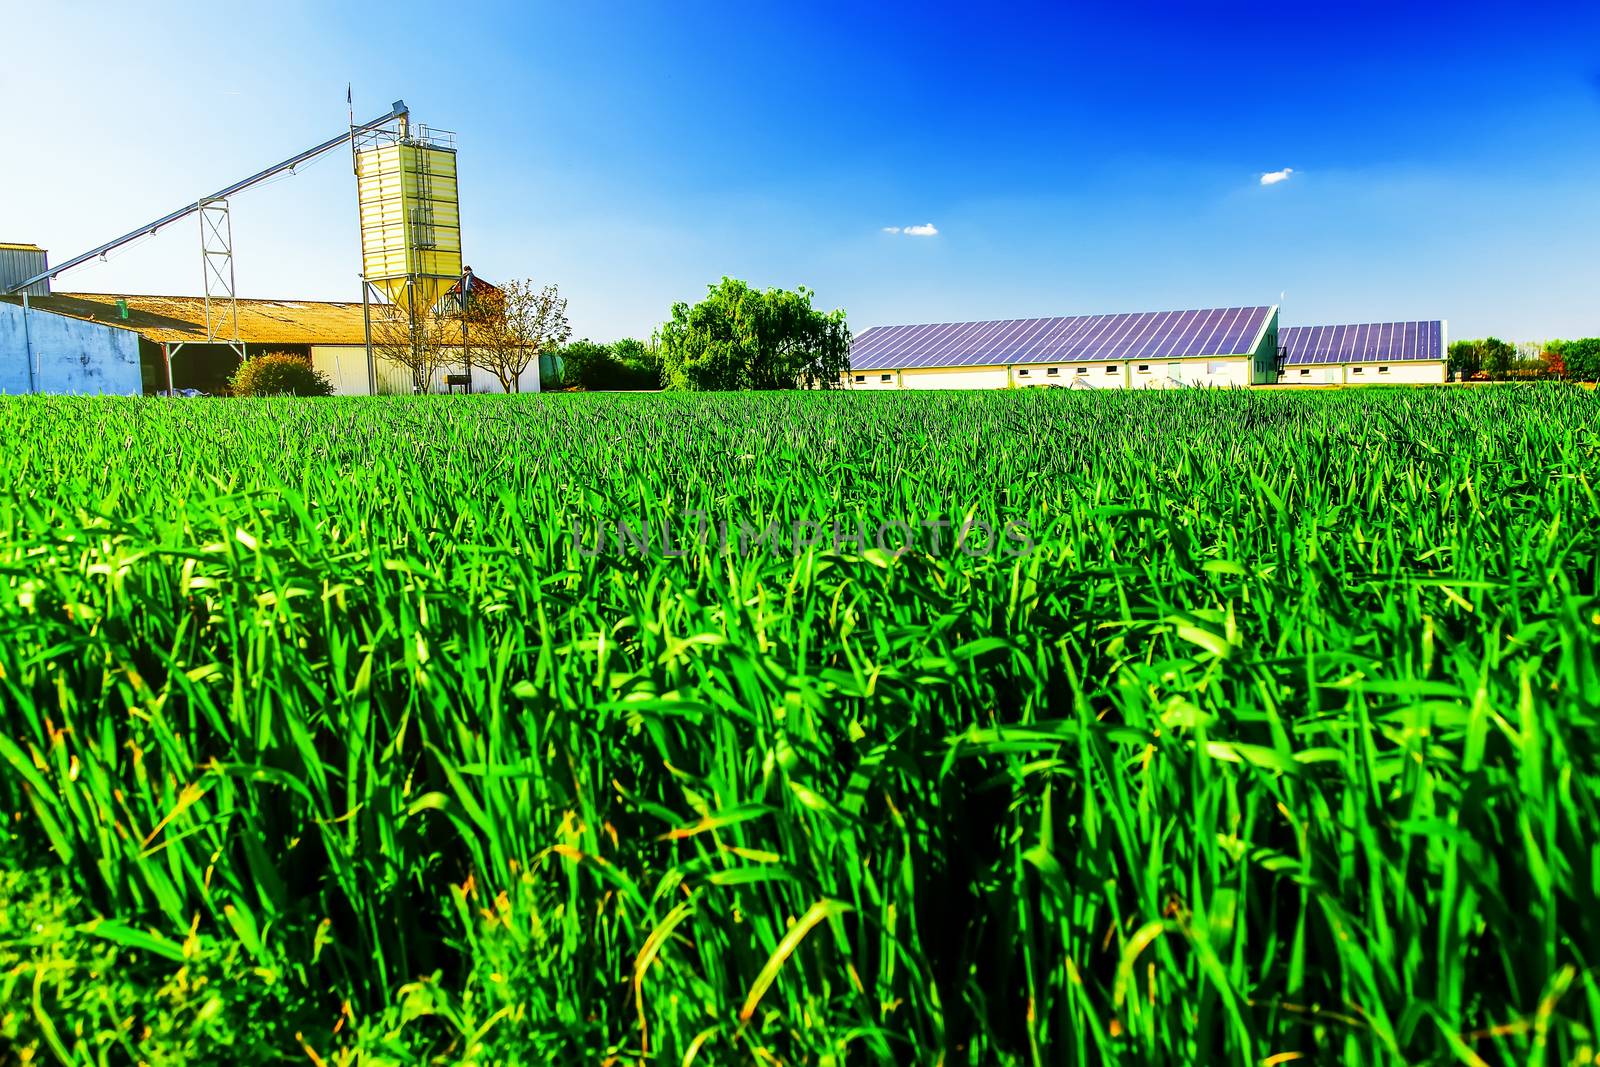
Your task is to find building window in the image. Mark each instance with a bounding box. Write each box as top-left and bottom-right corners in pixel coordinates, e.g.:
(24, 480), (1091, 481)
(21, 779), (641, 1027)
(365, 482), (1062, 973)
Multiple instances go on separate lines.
(1352, 367), (1364, 375)
(1299, 369), (1310, 377)
(854, 375), (865, 383)
(1106, 365), (1118, 374)
(1046, 367), (1059, 376)
(1137, 364), (1149, 373)
(1076, 367), (1088, 374)
(1017, 368), (1029, 377)
(1378, 366), (1389, 374)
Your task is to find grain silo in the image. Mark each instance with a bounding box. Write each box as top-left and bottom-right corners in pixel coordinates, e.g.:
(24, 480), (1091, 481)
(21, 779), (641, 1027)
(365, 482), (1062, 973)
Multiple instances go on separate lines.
(354, 119), (462, 320)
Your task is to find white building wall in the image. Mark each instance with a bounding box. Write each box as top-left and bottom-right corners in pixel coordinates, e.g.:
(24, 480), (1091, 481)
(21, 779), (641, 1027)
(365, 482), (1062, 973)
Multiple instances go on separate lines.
(1011, 363), (1117, 387)
(898, 366), (1011, 390)
(311, 345), (369, 395)
(1176, 358), (1253, 388)
(1010, 366), (1068, 386)
(0, 303), (143, 394)
(1279, 365), (1344, 385)
(1071, 364), (1131, 389)
(845, 355), (1260, 391)
(1029, 357), (1249, 389)
(312, 345), (530, 395)
(1349, 361), (1446, 385)
(1279, 361), (1446, 385)
(1143, 358), (1250, 389)
(846, 370), (901, 389)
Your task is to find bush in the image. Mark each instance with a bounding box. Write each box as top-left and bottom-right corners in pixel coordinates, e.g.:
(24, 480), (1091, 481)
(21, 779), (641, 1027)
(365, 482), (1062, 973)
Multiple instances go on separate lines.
(229, 352), (334, 397)
(553, 339), (660, 390)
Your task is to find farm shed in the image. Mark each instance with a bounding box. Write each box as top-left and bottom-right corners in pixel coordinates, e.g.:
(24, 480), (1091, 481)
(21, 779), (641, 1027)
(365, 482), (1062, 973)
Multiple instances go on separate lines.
(0, 300), (147, 394)
(0, 291), (524, 394)
(1277, 321), (1447, 385)
(845, 306), (1281, 390)
(0, 242), (52, 297)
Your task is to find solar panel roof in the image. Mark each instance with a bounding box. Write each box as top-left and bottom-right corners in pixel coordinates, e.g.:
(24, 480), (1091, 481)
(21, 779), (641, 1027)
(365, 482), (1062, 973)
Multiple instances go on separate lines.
(1278, 322), (1443, 365)
(848, 307), (1275, 372)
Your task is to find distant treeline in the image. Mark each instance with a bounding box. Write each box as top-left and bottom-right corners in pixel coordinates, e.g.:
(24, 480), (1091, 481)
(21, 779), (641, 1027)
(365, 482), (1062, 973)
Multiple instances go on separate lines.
(1449, 337), (1600, 381)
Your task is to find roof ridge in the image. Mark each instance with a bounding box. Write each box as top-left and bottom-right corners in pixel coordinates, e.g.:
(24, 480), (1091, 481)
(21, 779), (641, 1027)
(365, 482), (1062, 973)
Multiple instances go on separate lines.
(54, 291), (362, 306)
(1281, 319), (1441, 329)
(865, 306), (1272, 332)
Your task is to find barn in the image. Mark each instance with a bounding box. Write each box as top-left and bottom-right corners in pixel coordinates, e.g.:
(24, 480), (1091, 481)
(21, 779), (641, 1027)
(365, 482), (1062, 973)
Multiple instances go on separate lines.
(1277, 321), (1447, 385)
(0, 289), (542, 395)
(845, 306), (1281, 390)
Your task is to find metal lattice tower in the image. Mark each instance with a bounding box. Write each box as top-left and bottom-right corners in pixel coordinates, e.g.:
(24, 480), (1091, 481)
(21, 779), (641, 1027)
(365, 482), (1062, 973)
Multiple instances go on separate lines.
(198, 198), (244, 359)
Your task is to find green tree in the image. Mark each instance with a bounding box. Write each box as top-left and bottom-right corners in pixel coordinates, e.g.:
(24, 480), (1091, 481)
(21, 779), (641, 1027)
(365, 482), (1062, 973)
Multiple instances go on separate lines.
(554, 339), (615, 389)
(551, 338), (661, 390)
(660, 278), (851, 391)
(611, 336), (663, 388)
(1447, 339), (1483, 379)
(1553, 338), (1600, 381)
(1482, 337), (1515, 379)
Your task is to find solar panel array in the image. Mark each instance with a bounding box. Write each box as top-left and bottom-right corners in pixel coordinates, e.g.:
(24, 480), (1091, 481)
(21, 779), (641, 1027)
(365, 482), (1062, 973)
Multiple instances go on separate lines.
(1278, 322), (1443, 365)
(849, 307), (1274, 372)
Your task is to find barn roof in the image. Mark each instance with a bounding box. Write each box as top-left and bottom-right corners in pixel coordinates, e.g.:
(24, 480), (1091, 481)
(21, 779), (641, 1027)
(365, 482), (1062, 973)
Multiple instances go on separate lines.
(849, 306), (1276, 371)
(0, 291), (370, 346)
(1279, 322), (1444, 365)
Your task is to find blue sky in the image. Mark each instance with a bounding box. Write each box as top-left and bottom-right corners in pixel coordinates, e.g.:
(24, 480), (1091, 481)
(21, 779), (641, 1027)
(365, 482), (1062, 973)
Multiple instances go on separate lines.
(5, 0), (1599, 341)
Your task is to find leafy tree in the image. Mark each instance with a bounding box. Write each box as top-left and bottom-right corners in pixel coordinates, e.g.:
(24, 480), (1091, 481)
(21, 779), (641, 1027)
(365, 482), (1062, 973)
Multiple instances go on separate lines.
(552, 338), (662, 390)
(660, 278), (851, 391)
(612, 336), (664, 387)
(555, 339), (614, 389)
(1447, 339), (1483, 379)
(372, 291), (457, 394)
(229, 352), (333, 397)
(1481, 337), (1515, 379)
(466, 280), (571, 393)
(1544, 345), (1567, 380)
(1553, 338), (1600, 381)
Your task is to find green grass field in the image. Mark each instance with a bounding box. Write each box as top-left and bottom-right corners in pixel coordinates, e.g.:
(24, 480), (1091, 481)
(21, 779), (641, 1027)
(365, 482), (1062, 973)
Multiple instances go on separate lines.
(2, 387), (1598, 1065)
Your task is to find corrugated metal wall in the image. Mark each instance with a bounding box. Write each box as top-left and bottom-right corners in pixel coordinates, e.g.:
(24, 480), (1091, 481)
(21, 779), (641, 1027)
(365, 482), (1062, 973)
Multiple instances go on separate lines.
(0, 245), (50, 297)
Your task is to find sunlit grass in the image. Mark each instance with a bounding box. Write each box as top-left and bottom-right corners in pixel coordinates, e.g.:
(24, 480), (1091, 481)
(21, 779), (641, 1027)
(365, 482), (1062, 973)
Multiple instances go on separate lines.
(1, 385), (1597, 1064)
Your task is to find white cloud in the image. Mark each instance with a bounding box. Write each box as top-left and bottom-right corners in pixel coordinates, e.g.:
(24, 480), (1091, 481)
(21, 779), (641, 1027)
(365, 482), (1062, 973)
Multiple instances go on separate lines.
(1259, 168), (1294, 186)
(881, 222), (939, 236)
(881, 226), (901, 234)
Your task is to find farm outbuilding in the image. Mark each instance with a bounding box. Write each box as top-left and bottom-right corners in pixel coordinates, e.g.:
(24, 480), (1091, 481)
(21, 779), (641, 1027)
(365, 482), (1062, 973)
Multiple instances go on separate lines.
(0, 299), (146, 394)
(0, 243), (52, 297)
(1277, 321), (1447, 385)
(0, 291), (369, 394)
(846, 306), (1282, 390)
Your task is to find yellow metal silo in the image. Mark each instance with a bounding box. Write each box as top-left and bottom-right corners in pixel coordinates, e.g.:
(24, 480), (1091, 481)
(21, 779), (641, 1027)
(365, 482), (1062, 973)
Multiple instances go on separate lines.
(355, 124), (461, 316)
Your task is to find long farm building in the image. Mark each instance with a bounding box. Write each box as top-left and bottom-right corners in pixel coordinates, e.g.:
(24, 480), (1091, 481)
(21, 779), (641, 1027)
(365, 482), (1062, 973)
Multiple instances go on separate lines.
(846, 307), (1282, 390)
(846, 307), (1450, 389)
(1277, 321), (1447, 385)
